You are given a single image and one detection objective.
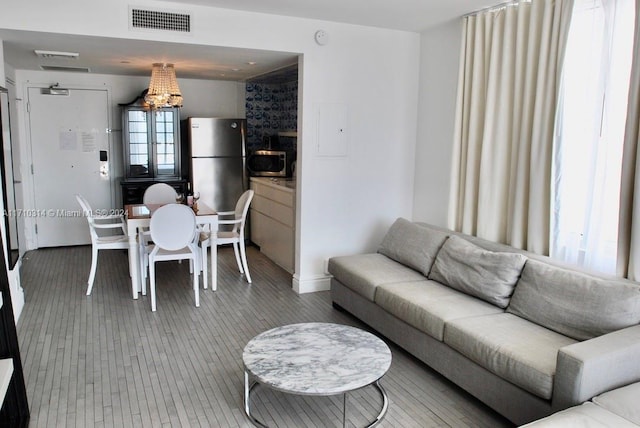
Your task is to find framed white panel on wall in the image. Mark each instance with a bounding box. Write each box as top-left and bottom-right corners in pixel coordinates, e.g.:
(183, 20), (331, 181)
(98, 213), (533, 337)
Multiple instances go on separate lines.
(315, 103), (347, 157)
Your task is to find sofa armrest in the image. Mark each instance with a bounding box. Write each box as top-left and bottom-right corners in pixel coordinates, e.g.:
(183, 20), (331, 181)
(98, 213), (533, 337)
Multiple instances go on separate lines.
(552, 324), (640, 411)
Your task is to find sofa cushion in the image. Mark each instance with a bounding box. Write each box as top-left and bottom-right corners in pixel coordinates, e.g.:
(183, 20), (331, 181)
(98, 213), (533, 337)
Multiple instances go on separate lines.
(428, 235), (527, 308)
(593, 382), (640, 425)
(378, 218), (449, 276)
(507, 259), (640, 341)
(444, 313), (577, 400)
(328, 253), (426, 301)
(521, 402), (638, 427)
(374, 280), (503, 341)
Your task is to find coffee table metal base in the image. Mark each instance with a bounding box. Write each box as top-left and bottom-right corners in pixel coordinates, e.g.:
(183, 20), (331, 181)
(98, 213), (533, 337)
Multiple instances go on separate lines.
(243, 371), (389, 428)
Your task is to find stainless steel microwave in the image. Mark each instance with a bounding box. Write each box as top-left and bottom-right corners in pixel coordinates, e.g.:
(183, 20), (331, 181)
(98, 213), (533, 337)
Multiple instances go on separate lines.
(247, 150), (287, 177)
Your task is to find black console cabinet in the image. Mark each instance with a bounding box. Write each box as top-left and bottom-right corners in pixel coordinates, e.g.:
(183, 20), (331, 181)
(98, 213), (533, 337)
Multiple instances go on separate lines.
(120, 179), (187, 205)
(0, 254), (29, 427)
(0, 86), (28, 426)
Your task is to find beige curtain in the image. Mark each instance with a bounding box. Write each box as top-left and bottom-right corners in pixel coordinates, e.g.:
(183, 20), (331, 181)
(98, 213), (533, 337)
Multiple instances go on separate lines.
(448, 0), (574, 254)
(617, 0), (640, 280)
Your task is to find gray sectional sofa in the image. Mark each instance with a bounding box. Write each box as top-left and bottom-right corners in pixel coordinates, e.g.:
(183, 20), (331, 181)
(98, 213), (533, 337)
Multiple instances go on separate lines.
(522, 381), (640, 427)
(328, 218), (640, 426)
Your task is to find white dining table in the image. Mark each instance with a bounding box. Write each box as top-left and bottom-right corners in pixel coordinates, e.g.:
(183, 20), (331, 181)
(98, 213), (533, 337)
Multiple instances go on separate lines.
(125, 202), (218, 299)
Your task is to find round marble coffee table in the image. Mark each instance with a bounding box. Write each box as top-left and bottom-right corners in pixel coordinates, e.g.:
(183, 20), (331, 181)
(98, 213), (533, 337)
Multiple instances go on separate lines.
(242, 322), (392, 427)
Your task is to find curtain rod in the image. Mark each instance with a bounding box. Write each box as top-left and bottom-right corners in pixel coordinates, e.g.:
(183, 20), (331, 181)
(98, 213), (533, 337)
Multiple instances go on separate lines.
(462, 0), (531, 18)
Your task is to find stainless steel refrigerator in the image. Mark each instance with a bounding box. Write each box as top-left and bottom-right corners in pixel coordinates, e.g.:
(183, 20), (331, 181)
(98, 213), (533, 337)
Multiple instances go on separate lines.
(185, 117), (247, 212)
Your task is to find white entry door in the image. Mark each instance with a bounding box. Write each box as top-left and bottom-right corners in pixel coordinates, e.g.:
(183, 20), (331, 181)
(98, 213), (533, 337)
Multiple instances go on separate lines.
(28, 87), (113, 247)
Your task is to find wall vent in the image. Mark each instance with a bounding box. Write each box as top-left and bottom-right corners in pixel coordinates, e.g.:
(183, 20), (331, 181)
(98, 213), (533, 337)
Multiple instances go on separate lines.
(35, 50), (79, 60)
(130, 7), (191, 32)
(40, 65), (90, 73)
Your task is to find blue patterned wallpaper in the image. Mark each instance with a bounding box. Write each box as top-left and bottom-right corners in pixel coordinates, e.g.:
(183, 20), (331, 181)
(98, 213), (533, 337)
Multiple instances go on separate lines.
(245, 79), (298, 154)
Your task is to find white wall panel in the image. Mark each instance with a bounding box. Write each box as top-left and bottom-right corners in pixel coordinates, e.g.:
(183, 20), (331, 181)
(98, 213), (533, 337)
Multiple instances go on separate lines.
(413, 19), (462, 227)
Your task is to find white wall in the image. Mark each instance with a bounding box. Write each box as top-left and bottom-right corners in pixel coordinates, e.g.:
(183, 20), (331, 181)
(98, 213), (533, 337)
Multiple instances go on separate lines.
(413, 19), (462, 227)
(0, 0), (420, 293)
(0, 40), (4, 84)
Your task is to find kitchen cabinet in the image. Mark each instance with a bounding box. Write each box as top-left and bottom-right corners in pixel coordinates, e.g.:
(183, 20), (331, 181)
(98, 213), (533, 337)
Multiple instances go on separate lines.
(119, 92), (185, 205)
(250, 178), (295, 273)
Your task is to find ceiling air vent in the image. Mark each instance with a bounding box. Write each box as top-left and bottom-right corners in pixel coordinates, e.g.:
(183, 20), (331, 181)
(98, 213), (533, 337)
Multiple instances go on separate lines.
(130, 7), (191, 32)
(34, 50), (79, 60)
(40, 65), (90, 73)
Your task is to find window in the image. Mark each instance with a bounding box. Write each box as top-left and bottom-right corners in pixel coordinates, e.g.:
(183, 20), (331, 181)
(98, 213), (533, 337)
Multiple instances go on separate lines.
(552, 0), (635, 273)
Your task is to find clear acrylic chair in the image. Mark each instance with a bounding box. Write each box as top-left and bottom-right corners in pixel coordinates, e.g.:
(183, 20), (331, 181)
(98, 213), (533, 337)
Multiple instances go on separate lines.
(142, 203), (200, 312)
(75, 194), (129, 296)
(200, 189), (254, 287)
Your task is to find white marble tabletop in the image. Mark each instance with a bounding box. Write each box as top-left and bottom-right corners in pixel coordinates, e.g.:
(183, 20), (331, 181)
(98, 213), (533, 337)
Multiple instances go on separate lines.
(242, 322), (392, 396)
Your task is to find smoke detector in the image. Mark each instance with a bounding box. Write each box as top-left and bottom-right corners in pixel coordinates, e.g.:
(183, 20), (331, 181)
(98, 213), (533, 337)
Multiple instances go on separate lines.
(34, 50), (79, 59)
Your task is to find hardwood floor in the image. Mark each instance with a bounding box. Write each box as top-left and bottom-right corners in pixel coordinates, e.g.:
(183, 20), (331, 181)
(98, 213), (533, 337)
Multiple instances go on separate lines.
(16, 245), (513, 427)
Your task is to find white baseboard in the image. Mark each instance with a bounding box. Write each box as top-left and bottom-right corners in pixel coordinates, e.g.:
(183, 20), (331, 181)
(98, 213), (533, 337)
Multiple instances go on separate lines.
(292, 273), (332, 294)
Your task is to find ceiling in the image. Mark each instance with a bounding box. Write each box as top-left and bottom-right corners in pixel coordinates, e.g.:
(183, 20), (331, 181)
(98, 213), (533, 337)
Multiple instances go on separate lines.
(161, 0), (490, 32)
(1, 0), (489, 82)
(0, 29), (300, 82)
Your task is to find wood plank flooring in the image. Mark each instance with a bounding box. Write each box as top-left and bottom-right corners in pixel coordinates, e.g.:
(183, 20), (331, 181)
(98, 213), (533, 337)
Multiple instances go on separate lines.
(16, 245), (513, 427)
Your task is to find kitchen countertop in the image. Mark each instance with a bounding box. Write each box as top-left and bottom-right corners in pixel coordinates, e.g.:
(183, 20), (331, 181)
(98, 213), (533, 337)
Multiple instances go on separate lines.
(250, 176), (296, 191)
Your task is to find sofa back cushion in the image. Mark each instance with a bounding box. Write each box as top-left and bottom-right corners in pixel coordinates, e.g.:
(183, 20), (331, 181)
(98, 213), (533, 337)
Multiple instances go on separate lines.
(507, 259), (640, 341)
(428, 235), (527, 308)
(378, 218), (449, 276)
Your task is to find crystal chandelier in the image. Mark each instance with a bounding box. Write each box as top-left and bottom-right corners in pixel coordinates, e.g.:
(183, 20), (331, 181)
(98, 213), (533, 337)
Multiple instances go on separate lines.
(144, 63), (183, 108)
